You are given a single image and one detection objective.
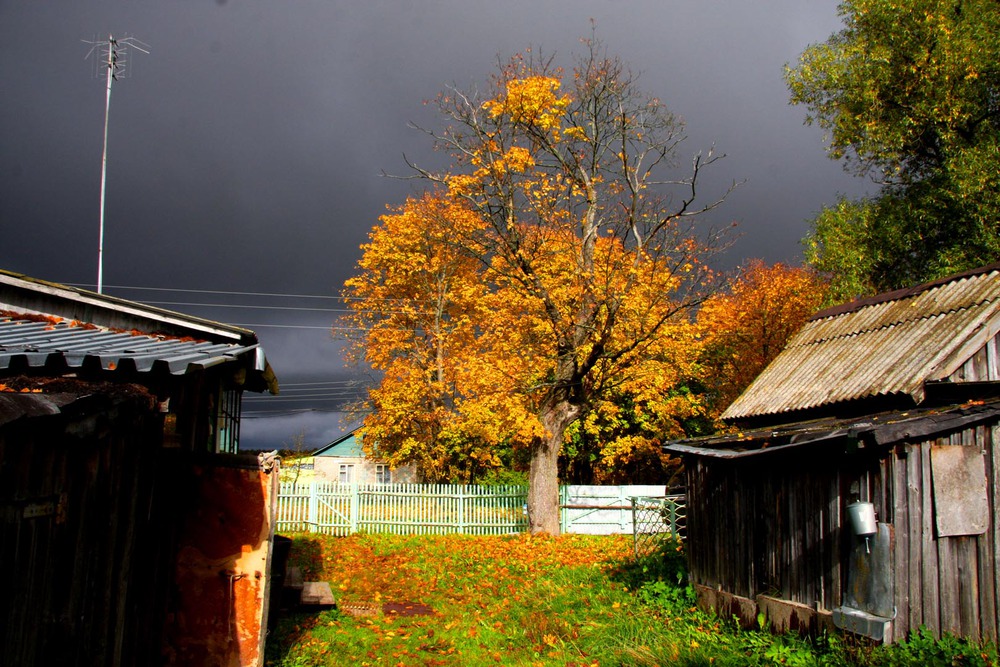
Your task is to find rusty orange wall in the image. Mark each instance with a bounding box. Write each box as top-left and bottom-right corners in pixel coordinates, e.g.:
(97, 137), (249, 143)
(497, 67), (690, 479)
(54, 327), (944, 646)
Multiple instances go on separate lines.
(163, 462), (277, 667)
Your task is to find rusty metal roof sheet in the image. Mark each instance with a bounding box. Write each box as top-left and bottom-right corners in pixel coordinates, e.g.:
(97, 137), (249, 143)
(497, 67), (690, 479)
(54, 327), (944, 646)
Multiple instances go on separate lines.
(722, 267), (1000, 421)
(668, 400), (1000, 460)
(0, 315), (261, 376)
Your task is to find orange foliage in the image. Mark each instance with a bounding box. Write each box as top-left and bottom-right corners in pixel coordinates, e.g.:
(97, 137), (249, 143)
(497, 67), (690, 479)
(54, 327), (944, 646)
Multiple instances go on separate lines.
(698, 260), (829, 415)
(342, 191), (708, 483)
(344, 39), (732, 527)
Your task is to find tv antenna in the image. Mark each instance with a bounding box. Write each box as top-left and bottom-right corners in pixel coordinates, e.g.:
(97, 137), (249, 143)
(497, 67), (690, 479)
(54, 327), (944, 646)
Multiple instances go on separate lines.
(83, 34), (149, 294)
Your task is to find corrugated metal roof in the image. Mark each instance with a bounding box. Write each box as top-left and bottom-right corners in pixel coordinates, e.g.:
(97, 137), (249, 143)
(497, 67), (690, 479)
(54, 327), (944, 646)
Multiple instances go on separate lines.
(0, 315), (261, 376)
(722, 268), (1000, 421)
(668, 401), (1000, 460)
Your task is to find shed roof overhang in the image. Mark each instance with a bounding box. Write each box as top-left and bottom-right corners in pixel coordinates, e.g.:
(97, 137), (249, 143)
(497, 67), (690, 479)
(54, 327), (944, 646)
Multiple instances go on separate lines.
(0, 314), (278, 394)
(665, 399), (1000, 461)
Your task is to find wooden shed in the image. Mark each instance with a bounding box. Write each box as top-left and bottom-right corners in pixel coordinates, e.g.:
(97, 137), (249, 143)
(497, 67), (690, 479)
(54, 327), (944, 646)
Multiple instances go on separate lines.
(666, 263), (1000, 644)
(0, 270), (281, 666)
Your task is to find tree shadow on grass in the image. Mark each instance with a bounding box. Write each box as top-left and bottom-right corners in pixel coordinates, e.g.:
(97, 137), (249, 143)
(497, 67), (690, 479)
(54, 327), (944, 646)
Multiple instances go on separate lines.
(606, 535), (688, 590)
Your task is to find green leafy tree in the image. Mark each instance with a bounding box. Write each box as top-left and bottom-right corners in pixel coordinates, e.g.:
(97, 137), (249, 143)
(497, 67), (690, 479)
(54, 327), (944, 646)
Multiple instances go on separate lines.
(786, 0), (1000, 301)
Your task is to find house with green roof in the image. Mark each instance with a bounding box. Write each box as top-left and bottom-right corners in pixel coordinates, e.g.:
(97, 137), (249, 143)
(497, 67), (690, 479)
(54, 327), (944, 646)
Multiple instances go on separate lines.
(313, 427), (419, 484)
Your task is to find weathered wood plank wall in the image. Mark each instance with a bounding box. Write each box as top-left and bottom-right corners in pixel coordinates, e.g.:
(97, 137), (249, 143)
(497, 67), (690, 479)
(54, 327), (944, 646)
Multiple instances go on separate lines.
(687, 418), (999, 643)
(0, 394), (168, 667)
(686, 446), (868, 608)
(891, 424), (999, 642)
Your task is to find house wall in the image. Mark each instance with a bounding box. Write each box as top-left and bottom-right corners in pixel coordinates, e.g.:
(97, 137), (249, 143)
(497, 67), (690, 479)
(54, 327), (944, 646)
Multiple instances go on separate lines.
(313, 456), (419, 484)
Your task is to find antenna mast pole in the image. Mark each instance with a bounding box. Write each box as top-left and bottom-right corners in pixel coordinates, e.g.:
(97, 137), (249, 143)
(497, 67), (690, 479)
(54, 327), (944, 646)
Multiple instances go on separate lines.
(85, 34), (148, 294)
(96, 35), (116, 294)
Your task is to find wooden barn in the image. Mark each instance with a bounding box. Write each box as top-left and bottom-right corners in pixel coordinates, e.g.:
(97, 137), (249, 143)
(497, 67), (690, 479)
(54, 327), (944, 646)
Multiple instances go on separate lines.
(0, 270), (281, 666)
(666, 263), (1000, 644)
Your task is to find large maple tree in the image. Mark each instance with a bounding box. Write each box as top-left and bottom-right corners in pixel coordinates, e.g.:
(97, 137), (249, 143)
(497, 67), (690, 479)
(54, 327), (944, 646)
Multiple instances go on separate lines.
(345, 37), (733, 533)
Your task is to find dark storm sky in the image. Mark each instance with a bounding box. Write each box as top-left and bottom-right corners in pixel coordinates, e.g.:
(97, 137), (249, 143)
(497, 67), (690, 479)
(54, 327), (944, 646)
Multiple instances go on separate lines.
(0, 0), (868, 450)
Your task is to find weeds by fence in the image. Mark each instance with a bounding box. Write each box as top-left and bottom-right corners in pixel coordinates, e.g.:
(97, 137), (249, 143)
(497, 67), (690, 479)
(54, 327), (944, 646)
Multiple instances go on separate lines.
(276, 482), (686, 541)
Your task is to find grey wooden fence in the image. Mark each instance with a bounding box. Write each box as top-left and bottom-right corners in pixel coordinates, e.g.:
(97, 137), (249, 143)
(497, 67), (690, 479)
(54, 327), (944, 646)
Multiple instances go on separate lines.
(276, 482), (685, 537)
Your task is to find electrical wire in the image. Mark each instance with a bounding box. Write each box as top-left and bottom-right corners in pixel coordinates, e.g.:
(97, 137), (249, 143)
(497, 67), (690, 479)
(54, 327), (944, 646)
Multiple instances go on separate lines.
(66, 282), (433, 303)
(137, 300), (349, 313)
(55, 282), (409, 414)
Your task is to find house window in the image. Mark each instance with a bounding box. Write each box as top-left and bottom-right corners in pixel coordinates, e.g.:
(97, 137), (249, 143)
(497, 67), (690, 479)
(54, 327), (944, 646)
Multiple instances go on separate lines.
(375, 464), (391, 485)
(339, 464), (355, 484)
(213, 388), (241, 454)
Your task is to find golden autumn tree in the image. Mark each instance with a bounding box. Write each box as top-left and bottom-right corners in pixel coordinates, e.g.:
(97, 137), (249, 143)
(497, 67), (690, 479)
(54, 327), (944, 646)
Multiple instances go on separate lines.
(698, 260), (829, 415)
(350, 37), (734, 533)
(342, 193), (510, 482)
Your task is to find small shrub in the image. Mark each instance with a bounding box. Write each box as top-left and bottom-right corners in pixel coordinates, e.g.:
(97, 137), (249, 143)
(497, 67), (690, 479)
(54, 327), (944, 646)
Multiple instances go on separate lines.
(881, 627), (998, 667)
(635, 578), (696, 612)
(612, 534), (687, 590)
(476, 469), (528, 486)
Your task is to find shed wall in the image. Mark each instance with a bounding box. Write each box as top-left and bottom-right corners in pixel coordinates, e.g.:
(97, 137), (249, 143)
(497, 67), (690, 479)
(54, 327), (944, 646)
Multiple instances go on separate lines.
(686, 445), (879, 611)
(686, 421), (1000, 643)
(891, 424), (999, 643)
(0, 395), (170, 667)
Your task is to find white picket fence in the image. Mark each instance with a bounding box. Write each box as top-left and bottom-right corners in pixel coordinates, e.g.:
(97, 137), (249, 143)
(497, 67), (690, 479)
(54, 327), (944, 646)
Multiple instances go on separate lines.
(276, 482), (684, 537)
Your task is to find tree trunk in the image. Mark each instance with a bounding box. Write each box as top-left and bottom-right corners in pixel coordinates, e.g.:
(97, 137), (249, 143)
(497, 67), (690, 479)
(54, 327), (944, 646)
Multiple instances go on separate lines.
(527, 398), (580, 535)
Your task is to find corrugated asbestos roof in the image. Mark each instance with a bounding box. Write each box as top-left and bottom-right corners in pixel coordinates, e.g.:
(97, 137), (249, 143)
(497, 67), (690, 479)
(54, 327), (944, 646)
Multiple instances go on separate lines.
(0, 315), (260, 376)
(721, 267), (1000, 421)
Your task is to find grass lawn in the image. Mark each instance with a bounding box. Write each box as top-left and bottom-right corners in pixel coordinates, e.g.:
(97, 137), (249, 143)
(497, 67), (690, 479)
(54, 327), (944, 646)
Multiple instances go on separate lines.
(264, 533), (998, 667)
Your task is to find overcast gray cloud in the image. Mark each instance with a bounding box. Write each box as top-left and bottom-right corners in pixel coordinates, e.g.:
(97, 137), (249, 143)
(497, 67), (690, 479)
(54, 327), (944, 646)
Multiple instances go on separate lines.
(0, 1), (869, 451)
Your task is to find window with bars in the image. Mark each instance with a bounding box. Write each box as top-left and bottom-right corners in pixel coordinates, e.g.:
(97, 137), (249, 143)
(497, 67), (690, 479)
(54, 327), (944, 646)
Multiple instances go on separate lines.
(213, 388), (241, 454)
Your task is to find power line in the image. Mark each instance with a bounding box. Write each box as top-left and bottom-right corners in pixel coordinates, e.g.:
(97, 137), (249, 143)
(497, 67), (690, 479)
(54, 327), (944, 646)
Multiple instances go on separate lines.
(243, 396), (363, 402)
(242, 407), (354, 417)
(67, 282), (432, 304)
(68, 283), (342, 300)
(138, 300), (349, 313)
(281, 380), (362, 387)
(276, 389), (366, 395)
(232, 323), (336, 330)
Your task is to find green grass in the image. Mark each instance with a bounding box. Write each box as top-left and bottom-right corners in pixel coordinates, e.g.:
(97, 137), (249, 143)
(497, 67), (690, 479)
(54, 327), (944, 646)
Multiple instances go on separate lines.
(264, 533), (998, 667)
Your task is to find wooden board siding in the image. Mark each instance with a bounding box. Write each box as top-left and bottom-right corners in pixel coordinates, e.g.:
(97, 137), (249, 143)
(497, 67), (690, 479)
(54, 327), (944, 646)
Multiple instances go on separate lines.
(1, 387), (279, 667)
(686, 447), (855, 608)
(0, 392), (169, 667)
(889, 426), (999, 641)
(948, 331), (1000, 382)
(687, 419), (1000, 643)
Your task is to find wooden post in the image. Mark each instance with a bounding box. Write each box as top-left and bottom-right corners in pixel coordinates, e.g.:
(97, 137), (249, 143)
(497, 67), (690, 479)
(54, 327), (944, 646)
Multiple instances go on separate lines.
(559, 486), (569, 534)
(308, 482), (318, 533)
(349, 484), (359, 534)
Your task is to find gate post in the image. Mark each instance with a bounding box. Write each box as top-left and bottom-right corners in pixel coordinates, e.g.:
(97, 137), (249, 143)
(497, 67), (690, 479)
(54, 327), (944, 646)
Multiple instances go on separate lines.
(308, 482), (318, 533)
(619, 486), (627, 532)
(559, 486), (568, 534)
(349, 483), (359, 534)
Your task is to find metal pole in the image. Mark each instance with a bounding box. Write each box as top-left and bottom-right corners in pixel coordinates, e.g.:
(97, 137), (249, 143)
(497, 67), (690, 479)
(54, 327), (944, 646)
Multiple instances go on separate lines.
(97, 35), (115, 294)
